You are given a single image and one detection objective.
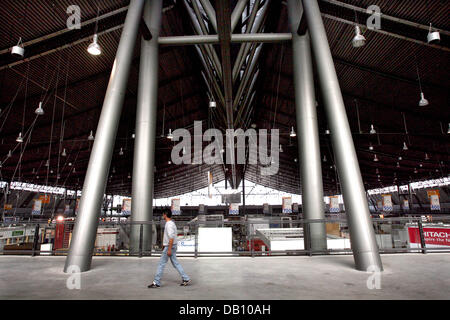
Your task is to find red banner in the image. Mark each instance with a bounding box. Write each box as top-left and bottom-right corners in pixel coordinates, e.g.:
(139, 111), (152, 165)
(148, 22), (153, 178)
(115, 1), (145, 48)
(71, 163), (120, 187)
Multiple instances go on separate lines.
(408, 227), (450, 246)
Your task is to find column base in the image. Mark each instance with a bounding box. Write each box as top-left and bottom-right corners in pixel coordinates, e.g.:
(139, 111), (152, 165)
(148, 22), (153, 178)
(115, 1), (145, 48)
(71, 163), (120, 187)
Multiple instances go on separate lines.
(353, 250), (384, 272)
(64, 254), (92, 273)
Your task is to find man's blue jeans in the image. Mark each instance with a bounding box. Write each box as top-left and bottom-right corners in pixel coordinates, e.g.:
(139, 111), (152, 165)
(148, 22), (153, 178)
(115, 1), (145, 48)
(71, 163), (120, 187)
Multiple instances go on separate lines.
(154, 244), (190, 286)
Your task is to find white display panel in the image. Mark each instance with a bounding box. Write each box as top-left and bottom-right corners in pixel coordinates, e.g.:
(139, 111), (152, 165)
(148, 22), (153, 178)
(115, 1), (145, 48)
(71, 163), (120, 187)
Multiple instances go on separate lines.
(198, 227), (232, 252)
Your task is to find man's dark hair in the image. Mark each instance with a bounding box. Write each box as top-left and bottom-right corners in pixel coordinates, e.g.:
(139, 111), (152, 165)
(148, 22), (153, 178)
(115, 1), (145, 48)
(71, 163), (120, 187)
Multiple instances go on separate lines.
(163, 210), (172, 218)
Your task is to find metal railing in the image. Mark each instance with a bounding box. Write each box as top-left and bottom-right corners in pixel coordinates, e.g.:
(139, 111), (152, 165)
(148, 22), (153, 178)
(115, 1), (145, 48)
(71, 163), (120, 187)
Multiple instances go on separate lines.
(1, 216), (450, 257)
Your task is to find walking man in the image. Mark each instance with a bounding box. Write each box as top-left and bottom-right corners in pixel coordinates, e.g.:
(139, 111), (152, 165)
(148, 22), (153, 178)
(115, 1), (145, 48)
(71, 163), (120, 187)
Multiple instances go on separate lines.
(148, 210), (191, 288)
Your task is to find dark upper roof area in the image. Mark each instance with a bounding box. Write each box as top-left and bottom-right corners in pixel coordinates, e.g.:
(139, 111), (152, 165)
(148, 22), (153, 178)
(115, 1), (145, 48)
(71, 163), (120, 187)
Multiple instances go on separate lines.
(0, 0), (449, 198)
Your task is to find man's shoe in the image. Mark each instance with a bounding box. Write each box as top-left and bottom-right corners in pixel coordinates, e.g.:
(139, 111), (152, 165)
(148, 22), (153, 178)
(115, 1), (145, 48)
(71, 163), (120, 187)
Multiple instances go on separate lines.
(148, 282), (160, 288)
(180, 279), (191, 286)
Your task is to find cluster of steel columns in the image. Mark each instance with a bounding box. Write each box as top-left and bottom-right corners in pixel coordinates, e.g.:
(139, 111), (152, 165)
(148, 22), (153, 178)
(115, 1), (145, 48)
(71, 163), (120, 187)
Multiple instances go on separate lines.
(64, 0), (382, 273)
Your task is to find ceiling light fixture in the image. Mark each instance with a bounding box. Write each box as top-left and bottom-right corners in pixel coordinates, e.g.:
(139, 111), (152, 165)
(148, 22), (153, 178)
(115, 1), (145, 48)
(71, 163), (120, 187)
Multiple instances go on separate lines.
(209, 100), (216, 108)
(87, 34), (101, 56)
(119, 147), (124, 156)
(290, 127), (296, 137)
(87, 7), (102, 56)
(16, 132), (23, 143)
(373, 154), (379, 162)
(402, 142), (408, 151)
(167, 129), (173, 140)
(88, 130), (95, 141)
(370, 124), (376, 134)
(427, 23), (440, 44)
(11, 37), (25, 57)
(35, 101), (44, 116)
(419, 92), (429, 107)
(415, 63), (429, 107)
(352, 25), (366, 48)
(61, 148), (67, 157)
(369, 143), (374, 151)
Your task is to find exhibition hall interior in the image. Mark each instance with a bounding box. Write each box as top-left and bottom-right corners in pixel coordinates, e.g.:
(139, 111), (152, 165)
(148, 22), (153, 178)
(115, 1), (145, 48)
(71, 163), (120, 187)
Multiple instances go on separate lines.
(0, 0), (449, 300)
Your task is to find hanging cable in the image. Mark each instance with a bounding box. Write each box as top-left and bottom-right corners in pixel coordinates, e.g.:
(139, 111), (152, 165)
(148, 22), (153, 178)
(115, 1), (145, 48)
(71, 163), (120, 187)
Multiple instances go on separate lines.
(44, 53), (63, 190)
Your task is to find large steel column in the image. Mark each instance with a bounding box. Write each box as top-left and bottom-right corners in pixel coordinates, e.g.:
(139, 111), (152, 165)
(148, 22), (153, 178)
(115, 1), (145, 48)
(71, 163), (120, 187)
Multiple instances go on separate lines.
(288, 0), (327, 252)
(301, 0), (383, 271)
(64, 0), (145, 273)
(130, 0), (163, 254)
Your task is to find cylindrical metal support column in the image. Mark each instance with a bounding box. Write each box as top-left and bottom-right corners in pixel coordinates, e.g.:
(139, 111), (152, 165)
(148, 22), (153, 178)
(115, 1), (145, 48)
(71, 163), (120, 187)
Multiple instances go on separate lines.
(288, 0), (327, 252)
(130, 0), (163, 255)
(302, 0), (383, 271)
(64, 0), (145, 273)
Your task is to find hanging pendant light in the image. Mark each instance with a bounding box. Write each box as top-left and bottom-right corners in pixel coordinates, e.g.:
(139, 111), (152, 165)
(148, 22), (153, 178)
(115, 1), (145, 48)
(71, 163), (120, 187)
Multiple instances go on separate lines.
(209, 100), (216, 108)
(35, 101), (44, 116)
(87, 8), (102, 56)
(447, 123), (450, 134)
(87, 34), (101, 56)
(68, 162), (72, 166)
(279, 145), (283, 153)
(16, 132), (23, 143)
(419, 92), (429, 107)
(45, 159), (49, 167)
(415, 63), (429, 107)
(119, 147), (124, 156)
(7, 150), (12, 158)
(11, 37), (25, 57)
(88, 130), (95, 141)
(414, 168), (418, 174)
(425, 153), (430, 160)
(398, 156), (402, 161)
(323, 155), (327, 162)
(402, 142), (408, 151)
(373, 154), (379, 162)
(396, 162), (400, 168)
(427, 23), (440, 44)
(290, 126), (296, 137)
(61, 148), (67, 157)
(128, 173), (131, 179)
(167, 129), (173, 140)
(369, 143), (374, 151)
(294, 158), (298, 163)
(352, 26), (366, 48)
(370, 124), (376, 134)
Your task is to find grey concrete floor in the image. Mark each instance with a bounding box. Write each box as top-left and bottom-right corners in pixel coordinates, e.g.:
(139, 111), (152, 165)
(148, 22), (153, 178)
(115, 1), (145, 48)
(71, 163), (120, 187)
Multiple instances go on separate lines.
(0, 253), (449, 299)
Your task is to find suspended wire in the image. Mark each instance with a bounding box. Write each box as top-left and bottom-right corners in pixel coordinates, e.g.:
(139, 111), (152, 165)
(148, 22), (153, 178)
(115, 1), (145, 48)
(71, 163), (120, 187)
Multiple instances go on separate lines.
(44, 53), (63, 189)
(10, 116), (39, 182)
(56, 53), (71, 185)
(0, 77), (26, 134)
(271, 43), (285, 130)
